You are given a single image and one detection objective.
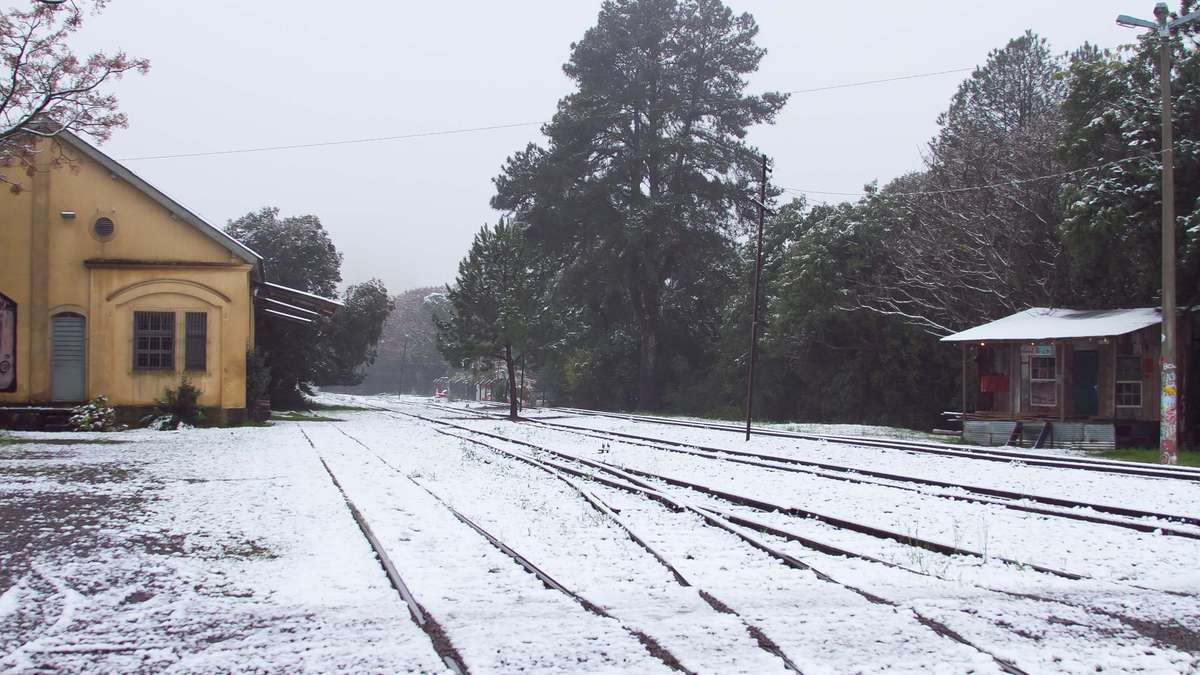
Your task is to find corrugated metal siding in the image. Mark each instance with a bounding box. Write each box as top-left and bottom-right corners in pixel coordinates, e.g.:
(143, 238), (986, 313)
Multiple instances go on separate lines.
(965, 420), (1115, 450)
(964, 421), (1017, 446)
(1047, 422), (1116, 451)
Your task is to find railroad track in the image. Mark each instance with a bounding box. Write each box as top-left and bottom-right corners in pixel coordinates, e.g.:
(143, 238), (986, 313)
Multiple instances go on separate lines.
(537, 405), (1200, 482)
(351, 422), (804, 673)
(406, 400), (1200, 538)
(367, 408), (1044, 673)
(309, 423), (712, 674)
(388, 401), (1200, 595)
(299, 429), (469, 675)
(378, 405), (1200, 652)
(510, 415), (1200, 537)
(370, 404), (1200, 671)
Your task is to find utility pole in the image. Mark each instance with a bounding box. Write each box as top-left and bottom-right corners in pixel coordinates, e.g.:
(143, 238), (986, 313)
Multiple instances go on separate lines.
(744, 154), (769, 441)
(1117, 3), (1200, 464)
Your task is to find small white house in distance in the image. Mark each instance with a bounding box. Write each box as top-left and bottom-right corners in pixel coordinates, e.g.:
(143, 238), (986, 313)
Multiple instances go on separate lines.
(940, 307), (1194, 450)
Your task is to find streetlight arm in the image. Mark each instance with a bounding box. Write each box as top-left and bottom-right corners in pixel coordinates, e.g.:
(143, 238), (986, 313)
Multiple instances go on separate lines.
(1170, 8), (1200, 28)
(1117, 14), (1158, 29)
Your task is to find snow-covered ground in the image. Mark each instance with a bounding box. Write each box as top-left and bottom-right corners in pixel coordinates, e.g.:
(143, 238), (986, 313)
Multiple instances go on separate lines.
(2, 394), (1198, 673)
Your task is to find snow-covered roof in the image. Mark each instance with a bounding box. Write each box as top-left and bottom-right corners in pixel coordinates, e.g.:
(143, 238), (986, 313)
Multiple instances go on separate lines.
(940, 307), (1161, 343)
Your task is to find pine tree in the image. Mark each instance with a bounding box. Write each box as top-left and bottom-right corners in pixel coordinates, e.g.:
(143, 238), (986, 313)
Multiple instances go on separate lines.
(492, 0), (785, 409)
(437, 220), (545, 420)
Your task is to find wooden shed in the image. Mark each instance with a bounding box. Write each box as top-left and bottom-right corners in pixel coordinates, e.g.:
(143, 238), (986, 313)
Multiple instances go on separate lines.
(941, 308), (1193, 450)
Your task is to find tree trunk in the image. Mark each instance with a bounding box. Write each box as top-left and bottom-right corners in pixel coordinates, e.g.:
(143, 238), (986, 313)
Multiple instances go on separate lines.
(635, 285), (661, 411)
(504, 343), (519, 421)
(397, 350), (407, 395)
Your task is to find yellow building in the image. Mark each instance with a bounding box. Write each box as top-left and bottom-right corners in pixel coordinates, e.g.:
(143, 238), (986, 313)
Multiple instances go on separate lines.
(0, 132), (338, 426)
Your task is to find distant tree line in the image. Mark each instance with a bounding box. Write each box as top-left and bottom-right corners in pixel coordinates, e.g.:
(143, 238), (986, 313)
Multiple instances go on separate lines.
(328, 286), (453, 397)
(437, 0), (1200, 429)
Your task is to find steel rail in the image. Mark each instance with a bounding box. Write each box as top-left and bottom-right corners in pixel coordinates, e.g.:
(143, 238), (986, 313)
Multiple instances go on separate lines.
(376, 405), (1082, 577)
(381, 402), (1200, 646)
(381, 403), (1200, 602)
(371, 410), (1029, 675)
(431, 427), (805, 673)
(298, 428), (468, 675)
(541, 405), (1200, 481)
(494, 415), (1200, 536)
(329, 426), (696, 675)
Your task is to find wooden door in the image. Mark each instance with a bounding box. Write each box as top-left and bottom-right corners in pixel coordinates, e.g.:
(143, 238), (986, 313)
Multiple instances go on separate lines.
(1071, 349), (1099, 417)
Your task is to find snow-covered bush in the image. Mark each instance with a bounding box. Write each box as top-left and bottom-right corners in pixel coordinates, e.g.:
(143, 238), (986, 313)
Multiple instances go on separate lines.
(142, 378), (205, 430)
(68, 395), (121, 432)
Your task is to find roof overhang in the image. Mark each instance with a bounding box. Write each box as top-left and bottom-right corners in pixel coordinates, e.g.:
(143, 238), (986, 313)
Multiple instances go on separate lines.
(260, 307), (314, 325)
(941, 307), (1162, 343)
(258, 295), (322, 319)
(254, 281), (342, 320)
(53, 131), (262, 265)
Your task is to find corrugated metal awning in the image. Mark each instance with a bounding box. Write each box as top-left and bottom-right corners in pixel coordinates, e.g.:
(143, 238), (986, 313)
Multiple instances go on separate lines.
(254, 281), (342, 320)
(941, 307), (1161, 342)
(260, 307), (313, 325)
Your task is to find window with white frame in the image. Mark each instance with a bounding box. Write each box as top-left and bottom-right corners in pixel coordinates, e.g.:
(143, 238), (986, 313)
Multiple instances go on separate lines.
(1030, 353), (1057, 407)
(1115, 356), (1142, 408)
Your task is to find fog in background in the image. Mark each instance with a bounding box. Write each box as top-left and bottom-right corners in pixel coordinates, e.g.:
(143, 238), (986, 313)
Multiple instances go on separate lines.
(71, 0), (1139, 292)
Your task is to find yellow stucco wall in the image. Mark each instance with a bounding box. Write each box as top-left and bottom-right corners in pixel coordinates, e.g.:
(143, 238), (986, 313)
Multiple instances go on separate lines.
(0, 137), (254, 413)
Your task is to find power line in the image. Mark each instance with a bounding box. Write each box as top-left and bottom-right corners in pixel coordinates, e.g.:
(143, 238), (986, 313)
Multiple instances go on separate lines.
(117, 121), (542, 161)
(117, 67), (972, 162)
(778, 143), (1198, 200)
(778, 67), (971, 96)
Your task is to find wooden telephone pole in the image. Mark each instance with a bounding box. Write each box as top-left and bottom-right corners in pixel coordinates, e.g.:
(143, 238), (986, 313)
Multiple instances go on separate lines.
(744, 154), (769, 441)
(1116, 3), (1200, 464)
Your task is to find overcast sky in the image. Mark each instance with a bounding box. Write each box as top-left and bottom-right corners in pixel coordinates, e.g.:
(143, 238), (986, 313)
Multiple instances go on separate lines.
(69, 0), (1144, 294)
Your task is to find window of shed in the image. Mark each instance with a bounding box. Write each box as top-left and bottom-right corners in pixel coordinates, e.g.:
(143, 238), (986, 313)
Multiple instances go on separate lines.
(133, 311), (175, 370)
(1115, 356), (1142, 408)
(1030, 354), (1056, 407)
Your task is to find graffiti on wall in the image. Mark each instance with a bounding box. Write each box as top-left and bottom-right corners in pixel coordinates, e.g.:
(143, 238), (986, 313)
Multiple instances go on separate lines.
(0, 294), (14, 392)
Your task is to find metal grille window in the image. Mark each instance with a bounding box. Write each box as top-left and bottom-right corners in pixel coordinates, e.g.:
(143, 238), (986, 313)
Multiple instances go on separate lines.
(133, 311), (175, 370)
(184, 312), (207, 371)
(1030, 354), (1056, 407)
(1115, 356), (1142, 408)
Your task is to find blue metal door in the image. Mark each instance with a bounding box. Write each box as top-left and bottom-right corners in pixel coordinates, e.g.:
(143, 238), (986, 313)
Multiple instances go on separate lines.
(51, 313), (85, 402)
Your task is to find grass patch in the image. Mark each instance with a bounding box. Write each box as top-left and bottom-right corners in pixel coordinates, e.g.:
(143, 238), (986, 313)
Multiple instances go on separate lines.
(1093, 448), (1200, 467)
(0, 435), (127, 446)
(269, 412), (344, 423)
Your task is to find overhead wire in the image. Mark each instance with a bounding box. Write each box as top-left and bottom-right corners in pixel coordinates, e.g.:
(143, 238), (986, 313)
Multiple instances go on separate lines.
(779, 139), (1200, 201)
(116, 67), (973, 162)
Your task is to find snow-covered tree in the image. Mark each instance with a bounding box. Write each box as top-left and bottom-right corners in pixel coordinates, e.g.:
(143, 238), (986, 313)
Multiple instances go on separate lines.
(852, 32), (1070, 334)
(1058, 7), (1200, 308)
(437, 219), (545, 420)
(492, 0), (785, 409)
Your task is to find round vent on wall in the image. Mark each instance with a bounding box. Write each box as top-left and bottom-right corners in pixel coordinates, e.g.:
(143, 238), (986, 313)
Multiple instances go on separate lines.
(93, 217), (115, 238)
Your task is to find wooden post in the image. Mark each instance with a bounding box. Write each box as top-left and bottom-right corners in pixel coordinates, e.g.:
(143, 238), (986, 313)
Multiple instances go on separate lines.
(1157, 10), (1179, 464)
(1058, 342), (1065, 423)
(961, 344), (968, 419)
(743, 154), (768, 441)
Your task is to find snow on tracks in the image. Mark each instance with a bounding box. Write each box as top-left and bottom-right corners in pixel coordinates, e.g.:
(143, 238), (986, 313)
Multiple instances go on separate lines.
(303, 422), (684, 674)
